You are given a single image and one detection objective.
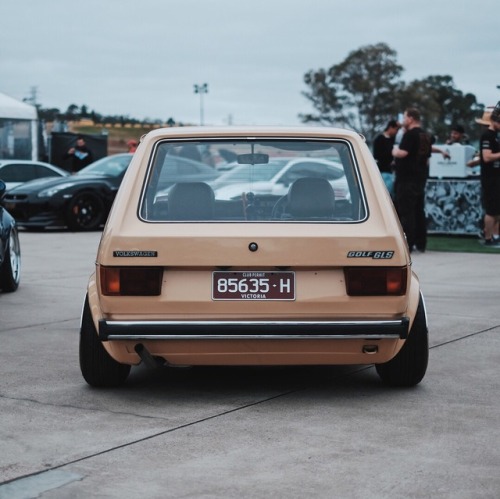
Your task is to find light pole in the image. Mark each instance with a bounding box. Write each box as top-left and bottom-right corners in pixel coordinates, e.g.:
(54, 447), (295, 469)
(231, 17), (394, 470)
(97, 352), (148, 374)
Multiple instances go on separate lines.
(194, 83), (208, 125)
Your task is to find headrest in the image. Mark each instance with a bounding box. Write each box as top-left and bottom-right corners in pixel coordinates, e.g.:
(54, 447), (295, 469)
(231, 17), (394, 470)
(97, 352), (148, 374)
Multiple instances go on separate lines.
(168, 182), (215, 220)
(286, 177), (335, 218)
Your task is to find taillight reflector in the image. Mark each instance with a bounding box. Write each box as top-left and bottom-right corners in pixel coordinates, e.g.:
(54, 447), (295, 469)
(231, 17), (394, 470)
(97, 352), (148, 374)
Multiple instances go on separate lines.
(345, 267), (407, 296)
(100, 266), (162, 296)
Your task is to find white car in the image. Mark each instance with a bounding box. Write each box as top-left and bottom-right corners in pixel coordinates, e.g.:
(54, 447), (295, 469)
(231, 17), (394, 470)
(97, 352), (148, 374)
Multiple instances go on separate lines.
(211, 157), (349, 201)
(0, 160), (69, 191)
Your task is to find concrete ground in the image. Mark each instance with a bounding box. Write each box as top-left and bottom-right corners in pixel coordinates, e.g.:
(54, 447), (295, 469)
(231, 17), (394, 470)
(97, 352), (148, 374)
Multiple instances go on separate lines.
(0, 231), (499, 498)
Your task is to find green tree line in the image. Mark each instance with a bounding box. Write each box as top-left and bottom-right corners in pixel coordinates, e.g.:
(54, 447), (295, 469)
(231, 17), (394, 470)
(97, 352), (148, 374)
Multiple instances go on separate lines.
(301, 42), (485, 144)
(36, 103), (176, 128)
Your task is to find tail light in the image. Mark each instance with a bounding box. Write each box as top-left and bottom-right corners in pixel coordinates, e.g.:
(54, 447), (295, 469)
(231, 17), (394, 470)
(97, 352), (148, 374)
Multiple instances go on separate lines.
(344, 267), (407, 296)
(100, 266), (163, 296)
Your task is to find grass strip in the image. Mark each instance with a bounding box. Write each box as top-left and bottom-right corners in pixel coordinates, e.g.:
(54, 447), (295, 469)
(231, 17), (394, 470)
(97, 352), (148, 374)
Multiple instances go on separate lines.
(427, 235), (500, 254)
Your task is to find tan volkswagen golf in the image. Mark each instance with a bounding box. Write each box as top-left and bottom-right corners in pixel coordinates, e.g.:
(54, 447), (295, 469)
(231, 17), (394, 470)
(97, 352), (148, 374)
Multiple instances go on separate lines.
(80, 126), (428, 388)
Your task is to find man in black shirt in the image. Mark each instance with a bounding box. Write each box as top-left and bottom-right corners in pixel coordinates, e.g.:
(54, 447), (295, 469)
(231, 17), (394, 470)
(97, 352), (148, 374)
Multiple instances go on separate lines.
(64, 136), (94, 174)
(479, 103), (500, 246)
(392, 108), (432, 252)
(373, 119), (400, 196)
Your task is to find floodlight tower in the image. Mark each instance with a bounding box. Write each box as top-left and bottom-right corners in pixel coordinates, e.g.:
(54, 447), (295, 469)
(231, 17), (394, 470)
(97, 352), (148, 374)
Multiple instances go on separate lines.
(193, 83), (209, 126)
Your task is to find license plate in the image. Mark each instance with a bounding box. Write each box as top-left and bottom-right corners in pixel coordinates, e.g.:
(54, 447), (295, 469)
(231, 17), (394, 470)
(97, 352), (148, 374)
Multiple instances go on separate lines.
(212, 271), (295, 301)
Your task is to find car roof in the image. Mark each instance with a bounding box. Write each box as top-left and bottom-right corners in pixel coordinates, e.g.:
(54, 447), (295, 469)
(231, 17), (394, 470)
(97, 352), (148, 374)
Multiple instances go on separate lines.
(141, 126), (364, 143)
(0, 160), (57, 167)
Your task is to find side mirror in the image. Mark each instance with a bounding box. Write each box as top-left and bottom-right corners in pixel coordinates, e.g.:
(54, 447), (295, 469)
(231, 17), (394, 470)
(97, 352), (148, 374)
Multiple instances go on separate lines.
(0, 179), (6, 197)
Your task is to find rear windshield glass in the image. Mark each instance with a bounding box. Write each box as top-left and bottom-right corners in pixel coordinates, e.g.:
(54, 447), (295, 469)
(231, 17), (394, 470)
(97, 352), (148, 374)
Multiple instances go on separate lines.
(140, 139), (366, 222)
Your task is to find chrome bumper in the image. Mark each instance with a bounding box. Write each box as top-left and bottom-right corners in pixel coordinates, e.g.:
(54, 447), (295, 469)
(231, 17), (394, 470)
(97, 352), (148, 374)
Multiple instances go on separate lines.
(99, 318), (409, 341)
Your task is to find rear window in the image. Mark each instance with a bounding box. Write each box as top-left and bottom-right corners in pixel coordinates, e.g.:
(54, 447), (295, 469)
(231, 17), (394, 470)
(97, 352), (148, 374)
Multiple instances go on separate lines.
(140, 139), (366, 222)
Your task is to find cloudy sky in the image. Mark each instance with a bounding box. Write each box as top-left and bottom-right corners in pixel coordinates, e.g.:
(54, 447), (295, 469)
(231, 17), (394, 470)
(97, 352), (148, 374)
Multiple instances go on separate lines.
(1, 0), (499, 126)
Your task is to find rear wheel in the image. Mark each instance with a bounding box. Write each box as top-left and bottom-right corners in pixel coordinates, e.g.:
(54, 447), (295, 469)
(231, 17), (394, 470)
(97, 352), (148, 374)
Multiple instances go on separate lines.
(0, 227), (21, 292)
(376, 295), (429, 387)
(66, 192), (104, 231)
(79, 297), (131, 387)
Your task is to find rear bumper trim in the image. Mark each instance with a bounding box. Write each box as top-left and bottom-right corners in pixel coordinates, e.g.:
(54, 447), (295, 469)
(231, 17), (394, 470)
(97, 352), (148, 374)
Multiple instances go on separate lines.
(99, 318), (409, 341)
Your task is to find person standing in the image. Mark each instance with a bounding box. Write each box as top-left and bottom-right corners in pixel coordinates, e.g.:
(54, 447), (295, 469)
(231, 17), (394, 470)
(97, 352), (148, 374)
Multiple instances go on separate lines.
(64, 136), (93, 173)
(373, 119), (400, 196)
(446, 124), (469, 145)
(127, 139), (138, 153)
(478, 103), (500, 247)
(392, 108), (432, 253)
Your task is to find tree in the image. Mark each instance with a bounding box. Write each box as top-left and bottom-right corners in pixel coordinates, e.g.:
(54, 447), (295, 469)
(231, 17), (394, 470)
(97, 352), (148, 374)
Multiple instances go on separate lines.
(90, 110), (102, 124)
(301, 43), (403, 142)
(37, 107), (61, 122)
(80, 104), (90, 118)
(64, 103), (80, 121)
(397, 75), (484, 142)
(301, 44), (484, 144)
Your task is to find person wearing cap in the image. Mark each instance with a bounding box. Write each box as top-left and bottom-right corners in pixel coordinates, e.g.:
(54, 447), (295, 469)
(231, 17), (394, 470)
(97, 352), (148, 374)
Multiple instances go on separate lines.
(478, 103), (500, 247)
(373, 119), (400, 196)
(127, 139), (138, 153)
(467, 109), (493, 168)
(476, 108), (494, 127)
(446, 124), (469, 145)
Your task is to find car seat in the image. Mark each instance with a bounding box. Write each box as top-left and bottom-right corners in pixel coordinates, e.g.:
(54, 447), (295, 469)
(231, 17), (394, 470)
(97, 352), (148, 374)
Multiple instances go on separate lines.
(167, 182), (215, 220)
(275, 177), (336, 220)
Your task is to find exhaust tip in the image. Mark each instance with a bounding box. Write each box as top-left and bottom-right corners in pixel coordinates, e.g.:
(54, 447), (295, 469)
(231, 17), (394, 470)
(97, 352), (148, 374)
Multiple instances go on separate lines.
(134, 343), (165, 368)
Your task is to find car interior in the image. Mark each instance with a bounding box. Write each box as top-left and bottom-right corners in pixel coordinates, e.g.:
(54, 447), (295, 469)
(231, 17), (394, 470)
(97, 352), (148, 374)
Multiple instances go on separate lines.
(141, 139), (366, 223)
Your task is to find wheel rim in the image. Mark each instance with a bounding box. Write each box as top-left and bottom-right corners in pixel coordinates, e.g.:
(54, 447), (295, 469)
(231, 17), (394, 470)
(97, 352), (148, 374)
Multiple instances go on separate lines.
(71, 195), (102, 229)
(8, 230), (21, 285)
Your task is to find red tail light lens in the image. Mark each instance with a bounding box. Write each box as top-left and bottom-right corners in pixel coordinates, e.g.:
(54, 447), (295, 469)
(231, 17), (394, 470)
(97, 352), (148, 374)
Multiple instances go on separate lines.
(345, 267), (407, 296)
(100, 266), (163, 296)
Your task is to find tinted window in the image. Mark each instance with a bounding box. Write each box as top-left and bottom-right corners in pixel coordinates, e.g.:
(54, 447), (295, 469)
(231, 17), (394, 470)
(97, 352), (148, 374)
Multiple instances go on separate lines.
(0, 164), (36, 182)
(34, 165), (60, 178)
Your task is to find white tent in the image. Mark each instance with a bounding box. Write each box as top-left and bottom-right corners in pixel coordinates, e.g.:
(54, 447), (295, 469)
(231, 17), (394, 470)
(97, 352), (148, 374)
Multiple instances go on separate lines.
(0, 92), (37, 120)
(0, 92), (38, 160)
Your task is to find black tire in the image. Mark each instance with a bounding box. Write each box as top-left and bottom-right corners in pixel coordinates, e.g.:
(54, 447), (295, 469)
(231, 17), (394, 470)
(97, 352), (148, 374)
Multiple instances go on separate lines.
(66, 192), (105, 231)
(376, 295), (429, 387)
(0, 227), (21, 292)
(79, 297), (131, 387)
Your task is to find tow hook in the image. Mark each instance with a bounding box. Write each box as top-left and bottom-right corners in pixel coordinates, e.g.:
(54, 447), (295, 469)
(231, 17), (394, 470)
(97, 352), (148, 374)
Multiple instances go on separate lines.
(362, 345), (379, 354)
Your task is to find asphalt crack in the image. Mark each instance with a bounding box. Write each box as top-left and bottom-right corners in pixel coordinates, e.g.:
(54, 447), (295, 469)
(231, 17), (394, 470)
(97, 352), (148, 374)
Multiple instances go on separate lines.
(0, 385), (301, 487)
(1, 324), (498, 488)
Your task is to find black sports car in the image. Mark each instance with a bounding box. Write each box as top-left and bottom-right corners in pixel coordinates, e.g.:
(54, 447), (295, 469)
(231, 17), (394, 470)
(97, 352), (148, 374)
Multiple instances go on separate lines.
(2, 153), (220, 231)
(2, 154), (133, 231)
(0, 179), (21, 292)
